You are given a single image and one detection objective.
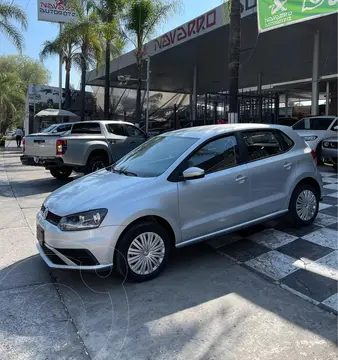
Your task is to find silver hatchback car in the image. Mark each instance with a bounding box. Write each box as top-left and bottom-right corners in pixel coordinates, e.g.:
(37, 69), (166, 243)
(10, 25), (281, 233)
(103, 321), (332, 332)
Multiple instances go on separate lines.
(37, 124), (322, 282)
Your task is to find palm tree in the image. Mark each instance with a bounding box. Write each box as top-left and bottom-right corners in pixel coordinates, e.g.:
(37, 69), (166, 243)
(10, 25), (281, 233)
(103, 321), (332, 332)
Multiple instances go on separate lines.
(0, 1), (27, 53)
(94, 0), (126, 119)
(40, 32), (81, 110)
(0, 73), (25, 134)
(59, 0), (103, 120)
(123, 0), (179, 124)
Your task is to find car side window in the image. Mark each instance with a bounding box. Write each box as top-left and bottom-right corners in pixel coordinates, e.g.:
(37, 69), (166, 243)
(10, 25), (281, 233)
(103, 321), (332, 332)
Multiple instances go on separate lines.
(330, 119), (337, 131)
(106, 124), (128, 136)
(71, 122), (101, 134)
(126, 125), (145, 138)
(186, 135), (238, 174)
(242, 130), (284, 161)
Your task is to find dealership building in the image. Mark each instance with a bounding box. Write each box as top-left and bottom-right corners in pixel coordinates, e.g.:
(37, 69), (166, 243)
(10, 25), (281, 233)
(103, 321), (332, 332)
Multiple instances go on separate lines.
(87, 1), (337, 126)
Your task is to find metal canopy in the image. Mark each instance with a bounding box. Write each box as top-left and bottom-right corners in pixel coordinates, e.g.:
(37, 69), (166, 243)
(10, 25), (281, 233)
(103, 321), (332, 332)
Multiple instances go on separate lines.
(86, 4), (337, 94)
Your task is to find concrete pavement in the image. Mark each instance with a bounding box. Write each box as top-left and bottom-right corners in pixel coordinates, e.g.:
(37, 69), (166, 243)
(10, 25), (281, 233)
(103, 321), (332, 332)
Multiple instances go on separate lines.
(0, 148), (337, 360)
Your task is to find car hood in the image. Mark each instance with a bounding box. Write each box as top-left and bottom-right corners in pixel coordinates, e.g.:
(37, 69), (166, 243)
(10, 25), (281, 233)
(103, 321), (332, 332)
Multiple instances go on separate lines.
(294, 130), (328, 137)
(44, 170), (155, 216)
(323, 137), (338, 142)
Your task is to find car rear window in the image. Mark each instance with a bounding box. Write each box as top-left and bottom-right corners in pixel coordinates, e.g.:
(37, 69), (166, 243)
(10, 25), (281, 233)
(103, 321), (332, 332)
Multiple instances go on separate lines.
(71, 122), (101, 134)
(293, 117), (335, 130)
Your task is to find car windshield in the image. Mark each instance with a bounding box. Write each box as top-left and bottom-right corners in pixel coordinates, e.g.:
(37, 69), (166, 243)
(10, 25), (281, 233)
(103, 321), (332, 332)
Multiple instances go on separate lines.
(111, 135), (198, 177)
(41, 125), (57, 133)
(293, 117), (334, 130)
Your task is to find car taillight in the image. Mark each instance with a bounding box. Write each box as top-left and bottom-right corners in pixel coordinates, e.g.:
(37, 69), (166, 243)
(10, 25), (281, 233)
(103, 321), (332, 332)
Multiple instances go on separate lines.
(311, 149), (317, 165)
(22, 138), (25, 153)
(56, 139), (67, 155)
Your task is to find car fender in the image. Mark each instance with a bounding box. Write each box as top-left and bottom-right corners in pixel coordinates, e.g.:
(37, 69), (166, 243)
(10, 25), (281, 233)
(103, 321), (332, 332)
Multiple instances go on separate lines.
(83, 142), (112, 165)
(286, 171), (322, 207)
(121, 208), (182, 244)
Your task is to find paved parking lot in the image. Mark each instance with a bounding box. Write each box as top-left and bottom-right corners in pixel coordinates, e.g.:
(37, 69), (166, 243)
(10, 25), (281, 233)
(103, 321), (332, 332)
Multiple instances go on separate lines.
(0, 148), (337, 360)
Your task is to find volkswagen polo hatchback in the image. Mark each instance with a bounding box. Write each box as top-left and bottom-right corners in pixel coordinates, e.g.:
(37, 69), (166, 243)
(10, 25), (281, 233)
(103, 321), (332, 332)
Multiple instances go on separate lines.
(37, 124), (322, 281)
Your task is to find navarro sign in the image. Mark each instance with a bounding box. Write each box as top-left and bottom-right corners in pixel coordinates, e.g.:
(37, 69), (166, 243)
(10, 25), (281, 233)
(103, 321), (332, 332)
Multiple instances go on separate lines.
(154, 9), (218, 52)
(38, 0), (77, 23)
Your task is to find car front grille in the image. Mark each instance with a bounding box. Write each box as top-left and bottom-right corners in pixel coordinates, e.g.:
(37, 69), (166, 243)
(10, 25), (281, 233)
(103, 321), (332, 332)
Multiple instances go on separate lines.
(41, 244), (67, 265)
(41, 204), (62, 226)
(46, 211), (62, 226)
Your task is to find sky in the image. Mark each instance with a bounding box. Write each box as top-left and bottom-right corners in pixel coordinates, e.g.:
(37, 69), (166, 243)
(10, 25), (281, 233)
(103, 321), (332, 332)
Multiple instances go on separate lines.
(0, 0), (222, 89)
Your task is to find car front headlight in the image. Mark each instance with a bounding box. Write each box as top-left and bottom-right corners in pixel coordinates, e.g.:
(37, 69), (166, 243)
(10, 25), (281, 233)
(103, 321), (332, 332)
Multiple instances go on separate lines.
(323, 141), (330, 148)
(303, 136), (318, 141)
(59, 209), (108, 231)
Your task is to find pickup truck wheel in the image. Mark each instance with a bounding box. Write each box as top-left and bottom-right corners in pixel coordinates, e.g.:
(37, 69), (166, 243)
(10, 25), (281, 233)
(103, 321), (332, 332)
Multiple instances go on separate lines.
(50, 167), (72, 180)
(86, 154), (108, 174)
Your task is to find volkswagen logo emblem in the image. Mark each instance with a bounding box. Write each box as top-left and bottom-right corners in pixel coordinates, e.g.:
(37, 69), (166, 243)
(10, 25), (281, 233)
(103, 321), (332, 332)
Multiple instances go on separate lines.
(43, 207), (49, 219)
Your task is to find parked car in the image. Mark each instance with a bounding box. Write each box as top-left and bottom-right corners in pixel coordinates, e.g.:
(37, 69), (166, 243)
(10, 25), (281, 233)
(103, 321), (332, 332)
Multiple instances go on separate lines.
(278, 117), (299, 127)
(322, 137), (338, 171)
(292, 116), (338, 163)
(21, 123), (73, 167)
(36, 124), (322, 282)
(21, 121), (147, 180)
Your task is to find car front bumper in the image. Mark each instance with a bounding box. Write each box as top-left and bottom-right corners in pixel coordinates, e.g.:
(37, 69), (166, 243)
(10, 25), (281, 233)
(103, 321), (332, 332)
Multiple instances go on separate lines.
(321, 147), (337, 166)
(36, 211), (126, 270)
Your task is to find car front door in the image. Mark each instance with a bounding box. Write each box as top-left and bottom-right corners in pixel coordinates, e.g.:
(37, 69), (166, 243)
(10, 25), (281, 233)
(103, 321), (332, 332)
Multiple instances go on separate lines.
(240, 129), (295, 219)
(125, 125), (147, 150)
(177, 134), (251, 243)
(105, 123), (133, 161)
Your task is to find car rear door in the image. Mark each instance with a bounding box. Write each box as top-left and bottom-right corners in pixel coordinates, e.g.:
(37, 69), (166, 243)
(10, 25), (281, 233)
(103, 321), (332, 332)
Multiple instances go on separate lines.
(177, 133), (251, 242)
(240, 129), (295, 219)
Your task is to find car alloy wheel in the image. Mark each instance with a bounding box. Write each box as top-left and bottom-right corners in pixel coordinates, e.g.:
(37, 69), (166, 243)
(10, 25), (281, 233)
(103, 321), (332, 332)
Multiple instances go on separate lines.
(296, 190), (317, 221)
(92, 160), (106, 172)
(127, 232), (165, 275)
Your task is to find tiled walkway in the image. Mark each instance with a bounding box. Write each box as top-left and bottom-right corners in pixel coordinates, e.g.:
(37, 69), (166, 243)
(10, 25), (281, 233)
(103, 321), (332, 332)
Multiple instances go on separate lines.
(208, 171), (338, 315)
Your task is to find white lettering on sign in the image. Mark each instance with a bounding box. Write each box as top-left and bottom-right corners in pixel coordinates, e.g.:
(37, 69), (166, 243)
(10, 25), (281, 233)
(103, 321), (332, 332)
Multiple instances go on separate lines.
(37, 0), (77, 23)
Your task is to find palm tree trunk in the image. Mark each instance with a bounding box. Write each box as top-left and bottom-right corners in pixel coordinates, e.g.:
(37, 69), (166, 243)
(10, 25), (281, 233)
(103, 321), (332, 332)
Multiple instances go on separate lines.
(80, 50), (86, 121)
(65, 61), (71, 110)
(228, 0), (241, 123)
(135, 61), (142, 124)
(104, 39), (111, 119)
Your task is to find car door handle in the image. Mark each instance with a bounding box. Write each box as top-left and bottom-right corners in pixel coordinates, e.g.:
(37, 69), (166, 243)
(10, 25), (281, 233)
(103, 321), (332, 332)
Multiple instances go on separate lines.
(284, 162), (292, 170)
(130, 141), (136, 144)
(235, 175), (247, 184)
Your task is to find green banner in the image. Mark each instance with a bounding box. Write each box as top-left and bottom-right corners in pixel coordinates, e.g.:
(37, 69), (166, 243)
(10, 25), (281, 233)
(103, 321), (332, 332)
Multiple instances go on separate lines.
(257, 0), (338, 32)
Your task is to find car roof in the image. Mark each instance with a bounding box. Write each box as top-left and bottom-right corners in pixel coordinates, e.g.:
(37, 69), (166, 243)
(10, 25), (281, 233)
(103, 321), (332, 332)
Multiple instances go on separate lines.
(300, 116), (337, 119)
(72, 120), (134, 126)
(163, 123), (290, 140)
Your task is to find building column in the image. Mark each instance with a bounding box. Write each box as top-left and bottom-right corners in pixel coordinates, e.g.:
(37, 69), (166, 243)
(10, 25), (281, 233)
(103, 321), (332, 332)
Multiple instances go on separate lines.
(311, 30), (320, 115)
(329, 80), (337, 116)
(325, 81), (330, 115)
(191, 65), (197, 121)
(285, 91), (289, 117)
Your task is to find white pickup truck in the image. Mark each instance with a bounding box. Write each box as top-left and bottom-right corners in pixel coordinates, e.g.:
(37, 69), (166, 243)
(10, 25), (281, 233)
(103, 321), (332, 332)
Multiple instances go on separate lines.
(21, 120), (148, 179)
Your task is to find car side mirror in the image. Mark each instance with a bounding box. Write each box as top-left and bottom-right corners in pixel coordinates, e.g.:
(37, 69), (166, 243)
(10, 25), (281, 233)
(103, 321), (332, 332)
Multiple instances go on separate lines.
(333, 125), (338, 131)
(181, 167), (205, 180)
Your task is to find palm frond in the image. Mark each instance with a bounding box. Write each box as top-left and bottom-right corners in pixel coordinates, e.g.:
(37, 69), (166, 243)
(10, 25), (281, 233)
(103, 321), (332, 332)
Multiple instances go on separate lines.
(0, 20), (24, 52)
(0, 2), (28, 29)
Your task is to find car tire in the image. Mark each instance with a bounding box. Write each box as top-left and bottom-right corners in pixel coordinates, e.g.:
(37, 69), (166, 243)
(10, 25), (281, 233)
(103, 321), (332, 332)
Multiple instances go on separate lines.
(50, 167), (72, 180)
(316, 142), (324, 165)
(114, 221), (171, 282)
(288, 183), (319, 227)
(85, 154), (109, 174)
